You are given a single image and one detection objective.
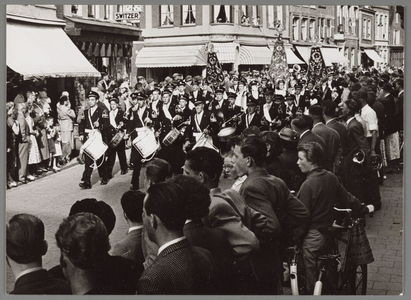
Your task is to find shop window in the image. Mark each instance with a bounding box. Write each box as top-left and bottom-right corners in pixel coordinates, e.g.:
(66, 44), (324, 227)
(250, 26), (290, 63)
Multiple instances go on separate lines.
(213, 5), (232, 23)
(182, 5), (196, 25)
(160, 5), (174, 27)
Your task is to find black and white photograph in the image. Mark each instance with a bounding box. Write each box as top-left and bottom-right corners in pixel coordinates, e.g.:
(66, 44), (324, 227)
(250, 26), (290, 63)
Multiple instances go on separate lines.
(5, 4), (404, 296)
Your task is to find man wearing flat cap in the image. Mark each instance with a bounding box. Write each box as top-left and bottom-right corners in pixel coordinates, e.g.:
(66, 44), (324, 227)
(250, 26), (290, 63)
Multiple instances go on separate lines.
(78, 91), (110, 189)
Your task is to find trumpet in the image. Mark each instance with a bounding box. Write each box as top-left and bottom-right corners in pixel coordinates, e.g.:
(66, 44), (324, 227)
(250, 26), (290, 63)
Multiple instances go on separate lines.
(222, 112), (244, 127)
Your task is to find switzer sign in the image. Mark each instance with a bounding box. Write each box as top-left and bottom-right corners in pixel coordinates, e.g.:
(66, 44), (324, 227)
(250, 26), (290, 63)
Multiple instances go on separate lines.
(115, 12), (140, 21)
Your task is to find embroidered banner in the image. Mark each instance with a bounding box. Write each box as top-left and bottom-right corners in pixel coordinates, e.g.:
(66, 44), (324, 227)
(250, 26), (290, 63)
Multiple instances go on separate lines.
(268, 35), (290, 84)
(307, 47), (327, 82)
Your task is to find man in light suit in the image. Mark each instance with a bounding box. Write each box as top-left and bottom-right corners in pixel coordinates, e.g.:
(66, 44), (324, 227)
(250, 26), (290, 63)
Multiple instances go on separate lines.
(16, 103), (35, 183)
(112, 190), (145, 265)
(137, 182), (216, 294)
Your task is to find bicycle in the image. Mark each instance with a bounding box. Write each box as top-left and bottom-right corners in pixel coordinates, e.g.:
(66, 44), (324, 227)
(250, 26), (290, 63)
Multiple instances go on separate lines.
(284, 205), (374, 295)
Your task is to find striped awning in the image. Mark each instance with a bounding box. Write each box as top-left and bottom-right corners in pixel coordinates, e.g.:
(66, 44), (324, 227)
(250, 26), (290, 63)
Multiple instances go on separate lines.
(211, 42), (237, 63)
(296, 46), (349, 66)
(364, 49), (384, 63)
(135, 45), (207, 68)
(7, 22), (100, 79)
(239, 45), (272, 65)
(239, 45), (304, 65)
(321, 48), (350, 65)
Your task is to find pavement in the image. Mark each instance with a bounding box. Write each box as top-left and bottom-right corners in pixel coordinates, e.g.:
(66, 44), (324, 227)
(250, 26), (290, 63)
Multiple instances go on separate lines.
(5, 156), (404, 295)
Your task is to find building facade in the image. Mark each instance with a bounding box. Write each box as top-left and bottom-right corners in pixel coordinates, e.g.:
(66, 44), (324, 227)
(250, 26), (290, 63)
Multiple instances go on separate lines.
(389, 6), (404, 67)
(6, 4), (100, 105)
(134, 5), (404, 83)
(56, 5), (142, 81)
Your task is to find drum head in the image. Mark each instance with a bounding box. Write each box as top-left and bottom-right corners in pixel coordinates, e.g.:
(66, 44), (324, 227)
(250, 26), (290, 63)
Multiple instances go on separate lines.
(218, 127), (236, 137)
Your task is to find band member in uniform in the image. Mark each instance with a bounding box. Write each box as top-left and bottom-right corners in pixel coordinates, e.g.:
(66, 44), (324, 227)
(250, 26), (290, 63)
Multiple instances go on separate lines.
(183, 99), (219, 152)
(78, 91), (110, 189)
(156, 94), (189, 175)
(172, 81), (190, 105)
(124, 92), (152, 190)
(237, 98), (263, 135)
(225, 92), (242, 125)
(260, 89), (276, 131)
(188, 80), (202, 110)
(209, 87), (229, 124)
(284, 95), (298, 127)
(248, 80), (265, 114)
(106, 97), (128, 179)
(294, 84), (306, 112)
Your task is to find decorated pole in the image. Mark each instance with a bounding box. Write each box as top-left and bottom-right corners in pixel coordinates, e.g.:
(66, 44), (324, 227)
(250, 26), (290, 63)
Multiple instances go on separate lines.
(268, 20), (290, 87)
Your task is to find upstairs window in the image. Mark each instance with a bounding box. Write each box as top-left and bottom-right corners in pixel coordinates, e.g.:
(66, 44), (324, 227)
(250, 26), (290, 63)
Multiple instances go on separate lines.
(213, 5), (232, 23)
(87, 5), (95, 18)
(161, 5), (174, 27)
(267, 5), (283, 29)
(182, 5), (196, 25)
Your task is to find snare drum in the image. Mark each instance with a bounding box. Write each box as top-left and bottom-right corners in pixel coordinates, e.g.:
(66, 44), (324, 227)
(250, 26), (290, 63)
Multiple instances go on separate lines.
(132, 127), (159, 158)
(217, 127), (236, 142)
(83, 130), (108, 161)
(109, 131), (125, 148)
(163, 128), (180, 146)
(192, 134), (219, 153)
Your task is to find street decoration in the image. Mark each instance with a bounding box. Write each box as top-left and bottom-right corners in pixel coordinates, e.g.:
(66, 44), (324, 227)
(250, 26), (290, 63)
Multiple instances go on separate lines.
(268, 20), (290, 84)
(205, 43), (224, 88)
(307, 46), (327, 82)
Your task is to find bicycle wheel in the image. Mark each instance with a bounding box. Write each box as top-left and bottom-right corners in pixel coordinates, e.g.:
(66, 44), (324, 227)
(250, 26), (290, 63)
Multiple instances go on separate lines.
(349, 264), (367, 295)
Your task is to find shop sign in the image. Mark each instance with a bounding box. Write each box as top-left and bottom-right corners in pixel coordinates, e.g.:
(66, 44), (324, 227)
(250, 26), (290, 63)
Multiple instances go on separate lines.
(115, 12), (140, 21)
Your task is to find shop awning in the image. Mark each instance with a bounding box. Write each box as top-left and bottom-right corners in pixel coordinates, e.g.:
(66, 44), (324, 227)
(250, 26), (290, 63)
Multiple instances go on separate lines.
(295, 46), (311, 64)
(284, 45), (305, 64)
(320, 48), (350, 65)
(211, 42), (237, 63)
(7, 22), (101, 79)
(240, 45), (304, 65)
(364, 49), (384, 62)
(295, 46), (349, 66)
(136, 45), (207, 68)
(239, 45), (272, 65)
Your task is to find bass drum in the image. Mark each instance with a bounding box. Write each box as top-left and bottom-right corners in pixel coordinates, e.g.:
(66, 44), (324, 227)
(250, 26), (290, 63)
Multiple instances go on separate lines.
(217, 127), (236, 142)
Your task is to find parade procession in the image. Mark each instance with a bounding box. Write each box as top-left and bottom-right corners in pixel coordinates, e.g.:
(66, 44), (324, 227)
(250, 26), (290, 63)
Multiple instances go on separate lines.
(6, 4), (404, 296)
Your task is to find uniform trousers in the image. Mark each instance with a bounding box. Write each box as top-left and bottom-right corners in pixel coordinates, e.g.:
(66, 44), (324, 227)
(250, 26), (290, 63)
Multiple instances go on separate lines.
(131, 147), (143, 189)
(106, 140), (127, 176)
